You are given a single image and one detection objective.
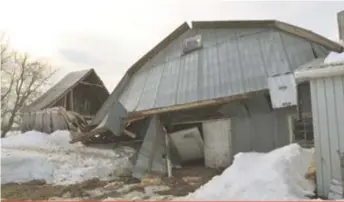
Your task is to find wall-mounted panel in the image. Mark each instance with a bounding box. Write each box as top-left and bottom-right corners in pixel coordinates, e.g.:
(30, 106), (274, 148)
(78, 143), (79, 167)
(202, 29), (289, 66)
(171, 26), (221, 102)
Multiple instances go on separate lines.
(268, 72), (297, 109)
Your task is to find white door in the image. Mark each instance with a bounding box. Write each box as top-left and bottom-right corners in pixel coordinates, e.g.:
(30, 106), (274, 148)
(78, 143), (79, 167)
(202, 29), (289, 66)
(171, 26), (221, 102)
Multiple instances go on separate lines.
(202, 119), (232, 168)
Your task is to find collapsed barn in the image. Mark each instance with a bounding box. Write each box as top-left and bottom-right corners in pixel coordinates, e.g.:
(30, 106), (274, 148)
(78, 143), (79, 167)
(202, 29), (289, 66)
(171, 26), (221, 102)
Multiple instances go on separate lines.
(20, 69), (109, 133)
(77, 20), (343, 179)
(77, 20), (344, 178)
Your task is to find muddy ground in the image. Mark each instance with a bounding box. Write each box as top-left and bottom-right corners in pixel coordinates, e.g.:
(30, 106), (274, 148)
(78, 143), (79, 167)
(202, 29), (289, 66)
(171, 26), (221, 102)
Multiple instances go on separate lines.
(1, 166), (221, 200)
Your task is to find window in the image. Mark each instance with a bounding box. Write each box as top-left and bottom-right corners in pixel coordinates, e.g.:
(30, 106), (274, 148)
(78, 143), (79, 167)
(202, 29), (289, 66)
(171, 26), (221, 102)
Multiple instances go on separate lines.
(182, 35), (202, 54)
(288, 113), (314, 148)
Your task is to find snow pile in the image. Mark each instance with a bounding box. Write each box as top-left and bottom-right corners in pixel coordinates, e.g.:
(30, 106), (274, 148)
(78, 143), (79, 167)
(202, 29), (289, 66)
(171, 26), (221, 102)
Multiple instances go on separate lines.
(185, 144), (315, 200)
(324, 52), (344, 64)
(1, 130), (135, 185)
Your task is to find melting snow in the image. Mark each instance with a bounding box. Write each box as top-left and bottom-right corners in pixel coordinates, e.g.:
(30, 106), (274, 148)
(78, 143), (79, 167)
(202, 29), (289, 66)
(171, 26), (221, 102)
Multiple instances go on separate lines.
(184, 144), (316, 200)
(2, 131), (319, 200)
(1, 130), (135, 185)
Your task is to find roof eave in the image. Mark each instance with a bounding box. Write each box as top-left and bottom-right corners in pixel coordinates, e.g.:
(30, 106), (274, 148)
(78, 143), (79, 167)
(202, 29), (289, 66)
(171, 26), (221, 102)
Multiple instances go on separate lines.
(192, 20), (343, 53)
(274, 21), (343, 53)
(126, 22), (190, 76)
(295, 62), (344, 82)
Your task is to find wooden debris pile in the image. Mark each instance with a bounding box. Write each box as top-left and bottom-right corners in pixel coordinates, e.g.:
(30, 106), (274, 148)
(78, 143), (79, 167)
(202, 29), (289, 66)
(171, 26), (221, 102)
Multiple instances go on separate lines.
(21, 107), (88, 134)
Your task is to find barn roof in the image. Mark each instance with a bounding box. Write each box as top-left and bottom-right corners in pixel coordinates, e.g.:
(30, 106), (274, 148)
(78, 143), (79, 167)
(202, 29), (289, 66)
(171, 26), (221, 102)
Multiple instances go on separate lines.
(22, 68), (108, 112)
(91, 20), (343, 126)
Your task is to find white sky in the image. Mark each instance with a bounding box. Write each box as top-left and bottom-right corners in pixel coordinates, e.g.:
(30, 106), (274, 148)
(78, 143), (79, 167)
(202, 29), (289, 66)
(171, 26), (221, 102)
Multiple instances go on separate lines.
(0, 0), (343, 91)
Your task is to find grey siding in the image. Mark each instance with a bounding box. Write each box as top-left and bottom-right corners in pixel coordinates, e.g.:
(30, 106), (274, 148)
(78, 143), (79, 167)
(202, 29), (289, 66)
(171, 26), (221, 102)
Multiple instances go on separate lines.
(119, 28), (328, 113)
(132, 116), (166, 179)
(310, 75), (344, 197)
(231, 108), (294, 154)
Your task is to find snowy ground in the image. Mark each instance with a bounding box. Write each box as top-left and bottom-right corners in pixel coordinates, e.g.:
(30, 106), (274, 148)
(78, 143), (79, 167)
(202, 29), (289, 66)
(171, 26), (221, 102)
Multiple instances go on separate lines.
(2, 130), (318, 200)
(183, 143), (316, 200)
(1, 130), (135, 185)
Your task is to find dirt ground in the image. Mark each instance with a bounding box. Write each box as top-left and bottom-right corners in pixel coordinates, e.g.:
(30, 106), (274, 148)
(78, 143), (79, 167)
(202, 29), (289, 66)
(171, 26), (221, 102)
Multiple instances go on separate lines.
(1, 166), (221, 200)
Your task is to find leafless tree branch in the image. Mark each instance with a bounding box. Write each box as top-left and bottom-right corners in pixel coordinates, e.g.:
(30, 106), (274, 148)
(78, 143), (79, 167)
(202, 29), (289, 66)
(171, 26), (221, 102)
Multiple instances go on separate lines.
(1, 41), (57, 137)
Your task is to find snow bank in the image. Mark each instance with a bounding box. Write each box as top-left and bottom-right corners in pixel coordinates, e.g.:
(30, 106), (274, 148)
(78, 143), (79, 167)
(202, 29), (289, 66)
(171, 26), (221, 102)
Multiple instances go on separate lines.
(324, 52), (344, 64)
(1, 130), (135, 185)
(185, 144), (315, 200)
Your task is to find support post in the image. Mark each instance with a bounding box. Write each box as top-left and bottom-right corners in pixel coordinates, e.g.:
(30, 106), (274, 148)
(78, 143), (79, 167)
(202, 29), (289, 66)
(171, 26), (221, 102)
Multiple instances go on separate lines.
(69, 89), (74, 111)
(288, 115), (294, 144)
(163, 127), (172, 178)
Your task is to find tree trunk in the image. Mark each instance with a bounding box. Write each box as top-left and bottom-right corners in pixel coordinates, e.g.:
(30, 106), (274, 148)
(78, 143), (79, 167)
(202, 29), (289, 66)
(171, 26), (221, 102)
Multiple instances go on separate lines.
(1, 110), (17, 138)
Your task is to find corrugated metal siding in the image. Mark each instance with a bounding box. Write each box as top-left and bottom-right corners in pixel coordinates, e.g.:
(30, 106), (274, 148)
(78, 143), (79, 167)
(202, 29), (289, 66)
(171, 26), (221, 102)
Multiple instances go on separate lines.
(310, 75), (344, 197)
(202, 119), (232, 168)
(132, 116), (166, 179)
(119, 28), (325, 112)
(280, 32), (316, 70)
(231, 108), (294, 154)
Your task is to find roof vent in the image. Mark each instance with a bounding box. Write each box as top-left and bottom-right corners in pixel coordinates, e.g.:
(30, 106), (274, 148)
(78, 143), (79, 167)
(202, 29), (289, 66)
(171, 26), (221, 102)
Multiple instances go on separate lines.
(182, 34), (202, 54)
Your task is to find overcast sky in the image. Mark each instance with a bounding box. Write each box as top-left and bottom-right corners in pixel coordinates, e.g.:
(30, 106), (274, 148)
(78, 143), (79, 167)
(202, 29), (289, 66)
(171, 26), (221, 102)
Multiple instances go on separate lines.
(1, 0), (343, 91)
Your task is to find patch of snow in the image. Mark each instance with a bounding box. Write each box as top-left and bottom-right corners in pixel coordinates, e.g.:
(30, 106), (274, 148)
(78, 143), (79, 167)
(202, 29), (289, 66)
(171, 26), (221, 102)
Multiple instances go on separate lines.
(184, 144), (315, 200)
(324, 52), (344, 64)
(1, 130), (135, 185)
(329, 179), (343, 200)
(4, 130), (21, 137)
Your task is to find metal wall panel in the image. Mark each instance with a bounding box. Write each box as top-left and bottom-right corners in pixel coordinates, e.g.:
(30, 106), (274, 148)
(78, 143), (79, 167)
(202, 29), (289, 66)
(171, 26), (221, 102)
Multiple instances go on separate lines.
(136, 64), (164, 111)
(280, 32), (316, 70)
(118, 28), (327, 113)
(169, 127), (204, 162)
(311, 75), (344, 198)
(231, 108), (293, 154)
(118, 68), (150, 111)
(132, 116), (166, 179)
(176, 51), (199, 104)
(154, 60), (180, 108)
(237, 32), (267, 92)
(259, 31), (291, 75)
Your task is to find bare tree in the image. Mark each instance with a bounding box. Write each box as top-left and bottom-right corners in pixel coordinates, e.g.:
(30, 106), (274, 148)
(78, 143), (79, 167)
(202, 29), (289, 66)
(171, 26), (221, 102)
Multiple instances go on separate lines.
(1, 39), (56, 137)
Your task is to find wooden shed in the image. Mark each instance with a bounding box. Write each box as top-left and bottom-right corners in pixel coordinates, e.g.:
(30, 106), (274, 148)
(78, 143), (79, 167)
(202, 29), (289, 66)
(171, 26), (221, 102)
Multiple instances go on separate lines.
(20, 69), (109, 133)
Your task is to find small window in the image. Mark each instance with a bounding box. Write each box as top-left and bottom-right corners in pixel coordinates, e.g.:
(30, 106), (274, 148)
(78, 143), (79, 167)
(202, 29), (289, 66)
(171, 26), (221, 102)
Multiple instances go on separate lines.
(288, 113), (314, 148)
(182, 35), (202, 54)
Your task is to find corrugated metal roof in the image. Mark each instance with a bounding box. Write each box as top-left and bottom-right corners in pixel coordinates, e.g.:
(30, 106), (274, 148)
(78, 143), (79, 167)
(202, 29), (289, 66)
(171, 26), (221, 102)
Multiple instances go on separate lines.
(22, 69), (103, 112)
(91, 20), (342, 125)
(118, 30), (322, 113)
